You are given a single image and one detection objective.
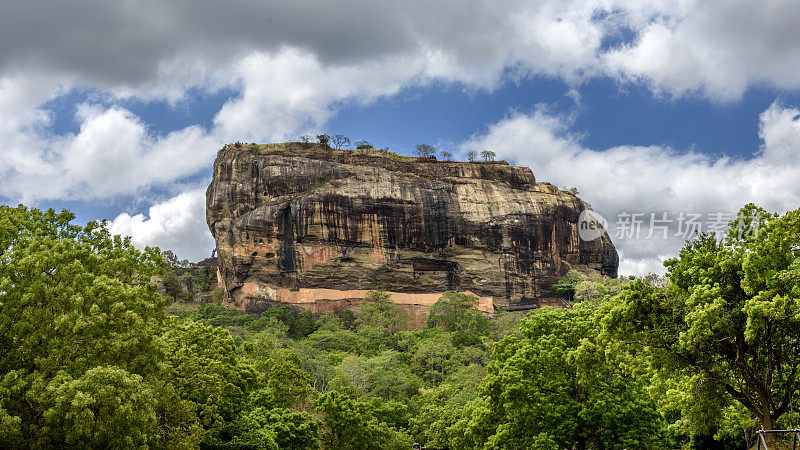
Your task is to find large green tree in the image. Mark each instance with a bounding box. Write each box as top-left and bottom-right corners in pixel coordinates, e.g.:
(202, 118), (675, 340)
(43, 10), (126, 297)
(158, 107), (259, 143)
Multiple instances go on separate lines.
(39, 366), (158, 447)
(465, 304), (662, 449)
(315, 390), (411, 449)
(357, 290), (409, 335)
(603, 204), (800, 432)
(427, 291), (489, 347)
(0, 205), (166, 446)
(162, 321), (259, 446)
(233, 407), (320, 450)
(355, 290), (410, 354)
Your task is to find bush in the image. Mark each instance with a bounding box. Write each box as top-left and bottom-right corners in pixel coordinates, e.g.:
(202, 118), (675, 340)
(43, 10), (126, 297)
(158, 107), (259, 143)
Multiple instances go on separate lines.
(427, 292), (489, 347)
(248, 306), (319, 337)
(196, 303), (255, 328)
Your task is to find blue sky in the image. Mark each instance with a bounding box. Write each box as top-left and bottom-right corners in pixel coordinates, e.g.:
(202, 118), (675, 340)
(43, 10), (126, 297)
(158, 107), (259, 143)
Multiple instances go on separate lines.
(2, 0), (800, 274)
(34, 76), (792, 230)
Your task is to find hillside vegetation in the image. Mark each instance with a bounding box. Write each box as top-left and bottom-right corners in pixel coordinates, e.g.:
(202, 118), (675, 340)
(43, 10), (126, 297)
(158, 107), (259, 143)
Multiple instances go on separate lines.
(1, 203), (799, 449)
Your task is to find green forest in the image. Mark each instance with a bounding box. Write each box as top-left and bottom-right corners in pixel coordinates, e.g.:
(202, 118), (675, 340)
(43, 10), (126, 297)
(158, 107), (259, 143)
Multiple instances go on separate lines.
(1, 203), (799, 449)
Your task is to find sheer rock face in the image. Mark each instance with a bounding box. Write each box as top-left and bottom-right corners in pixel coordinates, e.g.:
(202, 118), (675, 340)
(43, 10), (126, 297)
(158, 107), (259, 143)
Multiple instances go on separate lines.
(206, 145), (618, 320)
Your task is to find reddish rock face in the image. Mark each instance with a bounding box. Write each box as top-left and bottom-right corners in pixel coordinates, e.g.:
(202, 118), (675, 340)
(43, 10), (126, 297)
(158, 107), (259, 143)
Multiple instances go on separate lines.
(206, 143), (618, 318)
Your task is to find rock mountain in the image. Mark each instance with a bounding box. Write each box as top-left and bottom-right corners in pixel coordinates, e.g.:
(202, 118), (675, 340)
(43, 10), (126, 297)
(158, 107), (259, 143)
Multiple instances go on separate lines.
(206, 143), (617, 325)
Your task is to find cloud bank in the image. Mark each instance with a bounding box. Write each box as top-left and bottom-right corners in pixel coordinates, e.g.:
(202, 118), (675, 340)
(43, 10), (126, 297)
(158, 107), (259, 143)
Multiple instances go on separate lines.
(462, 102), (800, 274)
(109, 188), (214, 261)
(2, 0), (800, 265)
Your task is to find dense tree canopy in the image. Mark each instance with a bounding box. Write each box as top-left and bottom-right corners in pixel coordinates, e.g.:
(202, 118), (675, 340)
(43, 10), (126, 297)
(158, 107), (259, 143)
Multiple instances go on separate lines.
(3, 203), (799, 448)
(466, 304), (663, 449)
(0, 205), (166, 446)
(427, 291), (490, 347)
(604, 204), (800, 432)
(162, 321), (259, 446)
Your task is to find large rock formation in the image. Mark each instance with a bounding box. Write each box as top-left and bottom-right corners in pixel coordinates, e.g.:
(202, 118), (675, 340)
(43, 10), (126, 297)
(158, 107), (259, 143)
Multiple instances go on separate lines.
(206, 143), (617, 324)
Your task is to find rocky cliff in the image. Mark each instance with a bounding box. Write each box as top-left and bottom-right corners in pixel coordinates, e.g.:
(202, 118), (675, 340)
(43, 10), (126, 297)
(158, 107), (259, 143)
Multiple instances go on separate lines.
(206, 143), (617, 323)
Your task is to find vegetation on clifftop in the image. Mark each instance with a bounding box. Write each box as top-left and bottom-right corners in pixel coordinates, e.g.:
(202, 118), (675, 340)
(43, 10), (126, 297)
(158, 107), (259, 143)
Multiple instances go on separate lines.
(218, 140), (510, 165)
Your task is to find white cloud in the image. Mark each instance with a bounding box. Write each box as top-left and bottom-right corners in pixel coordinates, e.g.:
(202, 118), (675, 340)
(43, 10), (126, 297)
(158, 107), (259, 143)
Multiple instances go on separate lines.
(2, 1), (800, 203)
(462, 102), (800, 275)
(0, 101), (220, 201)
(3, 0), (800, 104)
(109, 188), (214, 261)
(759, 101), (800, 164)
(604, 1), (800, 101)
(212, 49), (421, 142)
(0, 48), (423, 200)
(2, 0), (800, 269)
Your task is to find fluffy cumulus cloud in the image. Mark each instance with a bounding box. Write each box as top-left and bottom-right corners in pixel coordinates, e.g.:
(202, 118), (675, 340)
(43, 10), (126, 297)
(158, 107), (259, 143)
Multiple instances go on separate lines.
(3, 0), (800, 265)
(109, 188), (214, 261)
(3, 0), (800, 102)
(0, 48), (417, 201)
(0, 99), (219, 201)
(604, 0), (800, 101)
(462, 102), (800, 275)
(5, 0), (800, 198)
(212, 49), (422, 142)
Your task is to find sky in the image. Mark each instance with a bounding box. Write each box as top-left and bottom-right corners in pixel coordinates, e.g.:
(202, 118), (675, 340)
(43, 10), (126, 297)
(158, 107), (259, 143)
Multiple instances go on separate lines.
(2, 0), (800, 275)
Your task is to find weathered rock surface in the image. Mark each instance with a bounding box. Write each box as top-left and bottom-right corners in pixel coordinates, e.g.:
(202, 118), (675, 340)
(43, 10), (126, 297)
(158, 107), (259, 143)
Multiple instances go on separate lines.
(206, 143), (617, 322)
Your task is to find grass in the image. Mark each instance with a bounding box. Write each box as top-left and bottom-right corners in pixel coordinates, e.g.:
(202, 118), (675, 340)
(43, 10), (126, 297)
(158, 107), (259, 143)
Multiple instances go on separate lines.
(225, 142), (430, 163)
(220, 141), (512, 166)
